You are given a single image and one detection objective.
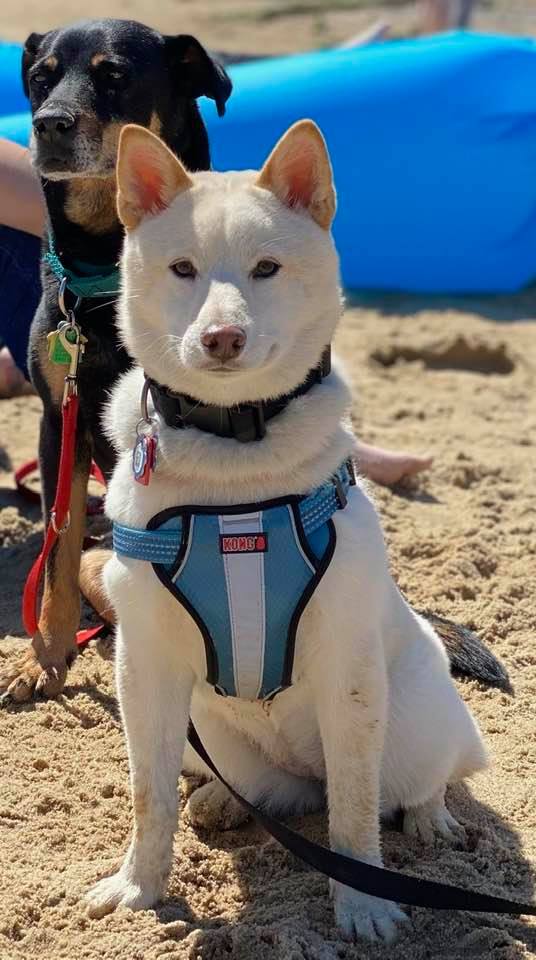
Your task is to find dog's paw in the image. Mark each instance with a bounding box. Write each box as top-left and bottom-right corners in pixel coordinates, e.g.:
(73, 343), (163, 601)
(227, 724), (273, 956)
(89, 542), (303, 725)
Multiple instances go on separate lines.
(0, 649), (70, 704)
(403, 798), (466, 846)
(332, 882), (408, 944)
(86, 870), (161, 918)
(185, 779), (249, 831)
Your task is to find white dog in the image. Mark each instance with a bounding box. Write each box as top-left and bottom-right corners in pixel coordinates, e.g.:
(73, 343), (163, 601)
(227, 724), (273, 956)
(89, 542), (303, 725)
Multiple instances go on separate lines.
(86, 120), (488, 943)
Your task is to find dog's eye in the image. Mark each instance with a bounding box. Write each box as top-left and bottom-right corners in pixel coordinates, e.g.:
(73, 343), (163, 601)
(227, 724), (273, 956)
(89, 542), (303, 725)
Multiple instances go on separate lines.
(170, 260), (197, 279)
(31, 73), (48, 86)
(98, 66), (128, 90)
(251, 259), (281, 279)
(105, 70), (125, 86)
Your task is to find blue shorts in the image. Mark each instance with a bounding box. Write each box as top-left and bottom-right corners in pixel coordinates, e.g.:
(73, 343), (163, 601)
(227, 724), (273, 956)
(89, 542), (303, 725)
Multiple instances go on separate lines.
(0, 225), (41, 379)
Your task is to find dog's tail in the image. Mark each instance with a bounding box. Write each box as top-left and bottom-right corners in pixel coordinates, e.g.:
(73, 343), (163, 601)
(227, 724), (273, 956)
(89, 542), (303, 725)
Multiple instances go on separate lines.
(422, 610), (511, 692)
(79, 548), (115, 624)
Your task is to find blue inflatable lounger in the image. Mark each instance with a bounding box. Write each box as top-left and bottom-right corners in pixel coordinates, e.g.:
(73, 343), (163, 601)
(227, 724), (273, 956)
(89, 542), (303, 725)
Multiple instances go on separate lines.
(2, 31), (536, 293)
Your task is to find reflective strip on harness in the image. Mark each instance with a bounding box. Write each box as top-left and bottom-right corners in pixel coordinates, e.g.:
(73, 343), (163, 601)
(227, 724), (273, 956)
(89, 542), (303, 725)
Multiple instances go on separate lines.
(219, 511), (266, 698)
(113, 463), (352, 564)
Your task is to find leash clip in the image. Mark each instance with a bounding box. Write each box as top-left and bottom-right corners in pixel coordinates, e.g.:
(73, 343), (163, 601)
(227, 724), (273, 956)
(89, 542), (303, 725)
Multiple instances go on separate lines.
(62, 375), (79, 405)
(48, 278), (86, 404)
(61, 331), (85, 405)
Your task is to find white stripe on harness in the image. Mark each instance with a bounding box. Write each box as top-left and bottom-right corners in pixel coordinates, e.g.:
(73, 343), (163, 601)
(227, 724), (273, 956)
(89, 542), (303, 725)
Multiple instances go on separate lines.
(219, 512), (266, 699)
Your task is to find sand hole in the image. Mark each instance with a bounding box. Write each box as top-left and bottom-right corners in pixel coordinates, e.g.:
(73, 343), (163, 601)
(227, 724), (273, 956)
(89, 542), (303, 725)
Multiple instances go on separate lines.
(371, 335), (515, 375)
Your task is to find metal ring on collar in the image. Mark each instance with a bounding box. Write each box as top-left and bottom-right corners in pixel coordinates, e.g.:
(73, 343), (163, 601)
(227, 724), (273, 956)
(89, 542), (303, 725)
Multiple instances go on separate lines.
(136, 378), (158, 437)
(58, 276), (81, 320)
(141, 376), (151, 422)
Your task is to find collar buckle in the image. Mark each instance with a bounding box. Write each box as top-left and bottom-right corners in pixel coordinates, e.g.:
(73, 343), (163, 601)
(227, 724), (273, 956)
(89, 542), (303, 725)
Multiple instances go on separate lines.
(346, 457), (357, 486)
(228, 403), (266, 442)
(332, 471), (347, 510)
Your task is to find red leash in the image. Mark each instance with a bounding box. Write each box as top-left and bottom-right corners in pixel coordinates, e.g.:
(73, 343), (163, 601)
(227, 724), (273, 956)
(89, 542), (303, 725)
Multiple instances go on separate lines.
(21, 285), (108, 651)
(15, 457), (105, 514)
(22, 392), (80, 636)
(21, 395), (108, 649)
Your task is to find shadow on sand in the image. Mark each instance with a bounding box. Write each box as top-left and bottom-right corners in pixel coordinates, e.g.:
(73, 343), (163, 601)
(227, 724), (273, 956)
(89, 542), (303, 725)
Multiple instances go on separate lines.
(346, 286), (536, 326)
(151, 775), (536, 959)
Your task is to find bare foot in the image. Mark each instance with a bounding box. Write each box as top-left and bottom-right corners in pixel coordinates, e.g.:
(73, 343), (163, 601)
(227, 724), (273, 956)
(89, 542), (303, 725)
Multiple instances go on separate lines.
(356, 441), (433, 487)
(0, 347), (33, 399)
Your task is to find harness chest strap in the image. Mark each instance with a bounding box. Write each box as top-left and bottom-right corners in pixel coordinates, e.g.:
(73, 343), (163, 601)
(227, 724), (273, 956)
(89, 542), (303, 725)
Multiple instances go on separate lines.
(113, 463), (354, 700)
(113, 464), (353, 564)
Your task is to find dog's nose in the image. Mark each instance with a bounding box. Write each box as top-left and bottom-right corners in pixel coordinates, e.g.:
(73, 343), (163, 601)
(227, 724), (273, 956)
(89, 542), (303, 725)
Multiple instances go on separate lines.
(33, 109), (76, 139)
(201, 325), (246, 362)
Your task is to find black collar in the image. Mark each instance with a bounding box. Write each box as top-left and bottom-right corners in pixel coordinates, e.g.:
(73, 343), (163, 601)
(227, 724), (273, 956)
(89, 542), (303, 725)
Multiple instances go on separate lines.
(148, 346), (331, 443)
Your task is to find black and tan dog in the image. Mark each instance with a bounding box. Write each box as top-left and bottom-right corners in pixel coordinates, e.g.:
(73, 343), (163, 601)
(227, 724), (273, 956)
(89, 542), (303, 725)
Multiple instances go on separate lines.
(0, 19), (231, 702)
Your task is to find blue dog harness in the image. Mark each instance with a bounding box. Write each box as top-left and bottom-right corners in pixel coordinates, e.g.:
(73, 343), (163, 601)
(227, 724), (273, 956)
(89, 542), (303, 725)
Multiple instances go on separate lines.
(113, 462), (354, 700)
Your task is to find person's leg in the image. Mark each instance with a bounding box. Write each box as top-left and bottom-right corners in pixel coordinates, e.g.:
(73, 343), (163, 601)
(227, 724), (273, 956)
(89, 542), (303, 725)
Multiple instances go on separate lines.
(420, 0), (475, 32)
(0, 347), (31, 398)
(356, 441), (433, 487)
(0, 224), (41, 396)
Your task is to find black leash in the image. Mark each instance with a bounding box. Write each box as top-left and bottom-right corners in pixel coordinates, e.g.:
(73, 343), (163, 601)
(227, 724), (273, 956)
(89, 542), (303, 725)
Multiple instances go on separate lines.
(188, 723), (536, 915)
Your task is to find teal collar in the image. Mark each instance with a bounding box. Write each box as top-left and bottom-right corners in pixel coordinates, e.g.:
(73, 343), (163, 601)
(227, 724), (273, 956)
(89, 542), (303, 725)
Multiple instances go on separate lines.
(43, 233), (120, 299)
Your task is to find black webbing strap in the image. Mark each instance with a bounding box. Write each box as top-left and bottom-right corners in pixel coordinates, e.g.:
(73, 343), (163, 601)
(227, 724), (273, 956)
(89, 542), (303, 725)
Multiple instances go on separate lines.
(188, 723), (536, 915)
(148, 346), (332, 443)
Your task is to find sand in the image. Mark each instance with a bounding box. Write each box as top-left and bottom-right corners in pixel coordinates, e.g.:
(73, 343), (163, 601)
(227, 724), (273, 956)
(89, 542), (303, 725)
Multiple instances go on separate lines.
(1, 0), (536, 53)
(1, 293), (536, 960)
(1, 2), (536, 958)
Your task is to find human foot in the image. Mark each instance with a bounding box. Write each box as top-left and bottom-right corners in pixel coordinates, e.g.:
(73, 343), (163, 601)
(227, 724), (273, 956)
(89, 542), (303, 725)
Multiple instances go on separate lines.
(356, 441), (433, 487)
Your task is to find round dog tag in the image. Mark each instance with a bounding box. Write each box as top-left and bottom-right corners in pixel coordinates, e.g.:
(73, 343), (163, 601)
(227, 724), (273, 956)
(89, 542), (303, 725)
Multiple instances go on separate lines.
(132, 434), (157, 485)
(133, 436), (148, 481)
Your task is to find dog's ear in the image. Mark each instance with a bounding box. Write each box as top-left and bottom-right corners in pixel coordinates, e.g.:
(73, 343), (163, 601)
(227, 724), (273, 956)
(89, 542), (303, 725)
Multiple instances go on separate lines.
(164, 35), (232, 117)
(22, 32), (44, 97)
(256, 120), (336, 230)
(116, 125), (193, 231)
